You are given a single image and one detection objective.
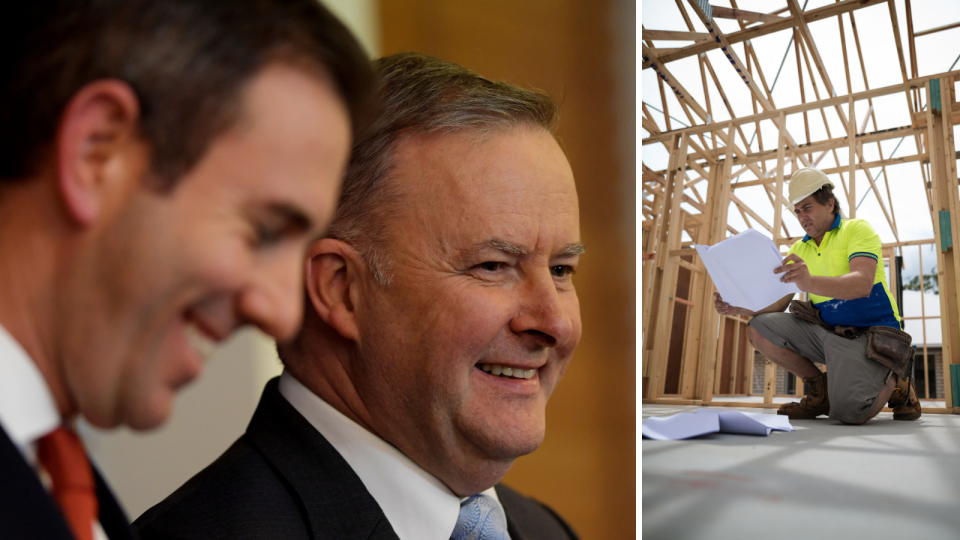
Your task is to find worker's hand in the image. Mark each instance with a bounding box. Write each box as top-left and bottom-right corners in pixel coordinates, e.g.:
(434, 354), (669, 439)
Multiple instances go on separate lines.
(775, 253), (816, 291)
(714, 292), (741, 316)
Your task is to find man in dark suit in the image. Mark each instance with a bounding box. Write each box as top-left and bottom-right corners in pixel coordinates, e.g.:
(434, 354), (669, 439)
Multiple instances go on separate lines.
(0, 1), (374, 539)
(135, 53), (584, 540)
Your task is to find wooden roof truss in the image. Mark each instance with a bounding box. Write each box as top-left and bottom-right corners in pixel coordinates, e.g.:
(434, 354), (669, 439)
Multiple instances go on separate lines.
(641, 0), (960, 412)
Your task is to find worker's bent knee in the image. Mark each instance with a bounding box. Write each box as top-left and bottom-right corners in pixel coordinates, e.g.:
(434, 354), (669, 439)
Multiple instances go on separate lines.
(837, 405), (874, 425)
(746, 324), (766, 346)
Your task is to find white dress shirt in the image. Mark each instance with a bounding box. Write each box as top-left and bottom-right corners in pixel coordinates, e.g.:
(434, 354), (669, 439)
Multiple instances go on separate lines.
(0, 323), (108, 540)
(279, 371), (509, 540)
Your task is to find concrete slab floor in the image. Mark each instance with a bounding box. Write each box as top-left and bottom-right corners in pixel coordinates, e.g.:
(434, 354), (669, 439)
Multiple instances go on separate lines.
(642, 404), (960, 540)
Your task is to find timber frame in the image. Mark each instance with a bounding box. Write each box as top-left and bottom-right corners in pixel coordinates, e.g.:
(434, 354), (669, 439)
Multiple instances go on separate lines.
(641, 0), (960, 413)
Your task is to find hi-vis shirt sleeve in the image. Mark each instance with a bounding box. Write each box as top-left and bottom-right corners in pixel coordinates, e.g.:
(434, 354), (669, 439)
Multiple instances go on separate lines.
(845, 219), (881, 263)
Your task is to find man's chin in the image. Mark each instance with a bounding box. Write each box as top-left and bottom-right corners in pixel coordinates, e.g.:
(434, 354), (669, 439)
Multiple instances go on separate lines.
(462, 415), (546, 461)
(118, 392), (175, 431)
(125, 413), (171, 431)
(439, 448), (519, 498)
(444, 427), (545, 496)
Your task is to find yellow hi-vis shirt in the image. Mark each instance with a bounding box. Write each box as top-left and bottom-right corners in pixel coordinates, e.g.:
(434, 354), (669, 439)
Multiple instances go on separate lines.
(786, 213), (902, 329)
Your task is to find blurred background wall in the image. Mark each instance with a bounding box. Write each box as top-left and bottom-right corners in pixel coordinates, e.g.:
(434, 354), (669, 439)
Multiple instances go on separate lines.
(80, 1), (635, 538)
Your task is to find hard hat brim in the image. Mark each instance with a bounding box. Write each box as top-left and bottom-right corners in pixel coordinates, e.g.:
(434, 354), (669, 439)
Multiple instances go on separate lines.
(790, 181), (835, 206)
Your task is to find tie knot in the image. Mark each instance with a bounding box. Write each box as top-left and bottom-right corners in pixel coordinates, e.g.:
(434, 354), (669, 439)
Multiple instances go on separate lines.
(451, 494), (510, 540)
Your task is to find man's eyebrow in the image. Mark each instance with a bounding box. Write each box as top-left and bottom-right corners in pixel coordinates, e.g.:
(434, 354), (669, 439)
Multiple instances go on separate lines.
(263, 202), (313, 233)
(487, 239), (529, 256)
(469, 240), (585, 258)
(557, 242), (586, 257)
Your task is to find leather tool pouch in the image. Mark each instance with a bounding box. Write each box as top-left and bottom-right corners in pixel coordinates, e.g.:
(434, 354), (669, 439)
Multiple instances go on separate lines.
(789, 300), (833, 331)
(834, 325), (862, 339)
(864, 326), (914, 380)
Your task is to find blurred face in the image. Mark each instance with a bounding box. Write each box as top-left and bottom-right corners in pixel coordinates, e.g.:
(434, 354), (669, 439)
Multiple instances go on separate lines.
(61, 64), (351, 429)
(794, 193), (835, 242)
(353, 127), (583, 494)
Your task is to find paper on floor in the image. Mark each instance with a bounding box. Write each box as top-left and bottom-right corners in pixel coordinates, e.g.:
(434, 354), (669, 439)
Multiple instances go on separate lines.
(694, 228), (801, 312)
(642, 408), (794, 440)
(641, 411), (719, 441)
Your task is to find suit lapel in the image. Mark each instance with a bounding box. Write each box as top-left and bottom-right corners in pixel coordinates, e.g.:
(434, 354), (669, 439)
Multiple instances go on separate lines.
(245, 379), (399, 540)
(497, 485), (528, 540)
(0, 423), (136, 540)
(506, 518), (527, 540)
(506, 519), (527, 540)
(0, 422), (75, 539)
(93, 466), (136, 540)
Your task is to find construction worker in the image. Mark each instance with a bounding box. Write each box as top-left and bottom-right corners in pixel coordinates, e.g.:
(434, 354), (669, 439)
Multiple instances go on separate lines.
(713, 167), (920, 424)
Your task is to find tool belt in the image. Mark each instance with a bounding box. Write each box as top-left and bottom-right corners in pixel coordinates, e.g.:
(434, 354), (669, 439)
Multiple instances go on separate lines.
(788, 300), (832, 331)
(789, 300), (914, 379)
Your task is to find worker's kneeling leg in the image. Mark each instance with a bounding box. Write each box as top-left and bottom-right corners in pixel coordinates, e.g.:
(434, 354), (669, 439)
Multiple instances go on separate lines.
(823, 335), (892, 424)
(747, 317), (821, 380)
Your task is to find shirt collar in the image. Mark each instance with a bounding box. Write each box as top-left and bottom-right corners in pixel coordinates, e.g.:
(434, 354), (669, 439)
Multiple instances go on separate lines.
(802, 212), (842, 242)
(278, 371), (505, 540)
(0, 323), (61, 460)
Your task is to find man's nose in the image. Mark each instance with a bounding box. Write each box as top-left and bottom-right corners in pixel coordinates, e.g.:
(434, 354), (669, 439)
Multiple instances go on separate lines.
(509, 270), (576, 349)
(237, 255), (304, 341)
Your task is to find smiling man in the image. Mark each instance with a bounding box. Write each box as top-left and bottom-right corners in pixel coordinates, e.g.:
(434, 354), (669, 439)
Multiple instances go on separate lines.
(135, 53), (583, 540)
(0, 1), (374, 539)
(714, 167), (919, 425)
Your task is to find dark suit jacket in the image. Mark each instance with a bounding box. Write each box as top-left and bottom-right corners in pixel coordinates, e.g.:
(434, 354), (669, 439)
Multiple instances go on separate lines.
(0, 422), (136, 540)
(134, 378), (578, 540)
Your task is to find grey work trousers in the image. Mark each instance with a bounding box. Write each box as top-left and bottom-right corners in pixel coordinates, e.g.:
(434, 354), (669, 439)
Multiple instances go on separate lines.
(749, 312), (891, 424)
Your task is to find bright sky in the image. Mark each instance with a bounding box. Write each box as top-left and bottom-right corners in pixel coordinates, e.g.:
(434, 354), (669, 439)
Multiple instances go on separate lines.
(641, 0), (960, 284)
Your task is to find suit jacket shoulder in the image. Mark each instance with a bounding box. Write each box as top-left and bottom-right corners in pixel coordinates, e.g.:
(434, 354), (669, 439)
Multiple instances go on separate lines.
(134, 378), (398, 540)
(497, 484), (580, 540)
(0, 422), (134, 540)
(136, 378), (576, 540)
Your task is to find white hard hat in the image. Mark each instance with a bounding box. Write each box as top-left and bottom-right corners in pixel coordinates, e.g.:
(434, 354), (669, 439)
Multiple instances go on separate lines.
(788, 167), (835, 206)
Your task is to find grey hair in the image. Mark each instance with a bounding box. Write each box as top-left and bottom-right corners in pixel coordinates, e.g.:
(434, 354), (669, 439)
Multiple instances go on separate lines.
(324, 52), (560, 285)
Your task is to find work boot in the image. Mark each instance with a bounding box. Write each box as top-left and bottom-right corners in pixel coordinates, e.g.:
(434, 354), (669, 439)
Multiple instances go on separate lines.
(777, 372), (829, 419)
(888, 374), (922, 421)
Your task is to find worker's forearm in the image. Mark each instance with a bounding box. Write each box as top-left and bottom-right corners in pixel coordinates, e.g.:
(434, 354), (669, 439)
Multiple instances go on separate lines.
(807, 273), (872, 300)
(736, 294), (794, 317)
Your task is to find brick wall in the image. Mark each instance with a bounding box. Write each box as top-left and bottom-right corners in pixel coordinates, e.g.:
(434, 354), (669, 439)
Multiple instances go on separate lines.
(751, 351), (792, 395)
(753, 349), (946, 398)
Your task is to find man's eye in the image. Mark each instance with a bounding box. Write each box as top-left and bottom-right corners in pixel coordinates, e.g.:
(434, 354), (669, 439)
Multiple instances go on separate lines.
(476, 261), (505, 272)
(255, 224), (284, 246)
(550, 265), (575, 278)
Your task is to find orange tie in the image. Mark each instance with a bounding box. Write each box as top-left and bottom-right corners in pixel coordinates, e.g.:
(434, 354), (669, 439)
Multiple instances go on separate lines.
(37, 426), (98, 540)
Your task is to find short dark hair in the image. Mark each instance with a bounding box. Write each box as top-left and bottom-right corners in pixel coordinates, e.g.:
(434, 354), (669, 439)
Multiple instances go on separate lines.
(0, 0), (376, 189)
(812, 185), (840, 216)
(326, 52), (560, 284)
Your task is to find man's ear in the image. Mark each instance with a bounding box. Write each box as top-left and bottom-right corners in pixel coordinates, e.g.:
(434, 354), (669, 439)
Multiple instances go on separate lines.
(304, 238), (365, 342)
(56, 80), (142, 226)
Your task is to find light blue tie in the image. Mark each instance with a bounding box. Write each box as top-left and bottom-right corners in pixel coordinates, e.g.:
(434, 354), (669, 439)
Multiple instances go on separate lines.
(450, 494), (510, 540)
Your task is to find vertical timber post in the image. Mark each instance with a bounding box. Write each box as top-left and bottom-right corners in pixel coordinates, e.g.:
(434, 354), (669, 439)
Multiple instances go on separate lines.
(646, 134), (690, 399)
(774, 111), (786, 247)
(925, 78), (960, 412)
(764, 360), (776, 405)
(762, 111), (787, 402)
(697, 123), (735, 402)
(937, 76), (960, 412)
(680, 160), (718, 397)
(848, 94), (857, 219)
(641, 135), (678, 397)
